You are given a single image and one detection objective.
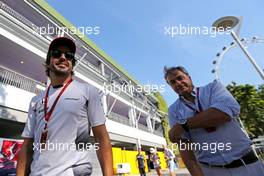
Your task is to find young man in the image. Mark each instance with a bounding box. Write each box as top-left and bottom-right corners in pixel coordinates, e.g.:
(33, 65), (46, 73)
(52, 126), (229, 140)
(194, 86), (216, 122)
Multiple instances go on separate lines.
(136, 148), (146, 176)
(16, 37), (113, 176)
(164, 66), (264, 176)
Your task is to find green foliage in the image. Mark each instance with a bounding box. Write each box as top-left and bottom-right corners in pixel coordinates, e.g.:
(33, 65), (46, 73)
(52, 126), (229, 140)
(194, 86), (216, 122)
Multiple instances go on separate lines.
(153, 92), (168, 113)
(227, 82), (264, 138)
(153, 92), (179, 155)
(153, 92), (170, 144)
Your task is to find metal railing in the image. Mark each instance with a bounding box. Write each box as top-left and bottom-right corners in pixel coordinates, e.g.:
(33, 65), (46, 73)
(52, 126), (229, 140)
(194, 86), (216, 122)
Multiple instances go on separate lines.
(0, 66), (45, 94)
(78, 58), (102, 74)
(253, 137), (264, 161)
(0, 105), (28, 123)
(1, 2), (34, 26)
(138, 123), (149, 132)
(0, 1), (50, 39)
(153, 129), (164, 137)
(108, 112), (164, 137)
(108, 112), (131, 126)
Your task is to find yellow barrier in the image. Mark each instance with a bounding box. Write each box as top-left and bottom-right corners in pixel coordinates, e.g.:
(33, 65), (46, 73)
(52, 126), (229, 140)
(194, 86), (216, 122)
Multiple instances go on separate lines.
(156, 151), (167, 169)
(112, 148), (123, 174)
(112, 148), (168, 175)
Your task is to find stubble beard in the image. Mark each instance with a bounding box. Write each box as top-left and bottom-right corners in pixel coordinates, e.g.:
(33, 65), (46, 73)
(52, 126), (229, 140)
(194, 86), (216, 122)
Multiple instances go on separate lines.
(50, 64), (71, 77)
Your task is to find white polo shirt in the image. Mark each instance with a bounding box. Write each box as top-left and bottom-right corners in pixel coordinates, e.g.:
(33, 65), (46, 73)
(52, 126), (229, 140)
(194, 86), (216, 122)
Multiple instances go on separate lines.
(22, 80), (106, 176)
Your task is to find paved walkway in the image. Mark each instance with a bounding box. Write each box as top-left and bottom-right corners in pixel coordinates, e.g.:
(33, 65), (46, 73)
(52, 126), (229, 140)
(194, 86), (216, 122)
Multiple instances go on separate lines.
(115, 168), (190, 176)
(147, 168), (190, 176)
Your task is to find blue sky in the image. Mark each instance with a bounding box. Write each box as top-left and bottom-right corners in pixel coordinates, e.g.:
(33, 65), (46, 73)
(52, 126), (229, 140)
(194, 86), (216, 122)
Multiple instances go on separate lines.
(47, 0), (264, 105)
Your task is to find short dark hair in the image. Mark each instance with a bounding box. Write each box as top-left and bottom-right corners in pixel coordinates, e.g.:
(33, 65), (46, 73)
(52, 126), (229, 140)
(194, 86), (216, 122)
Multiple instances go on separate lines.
(163, 66), (190, 83)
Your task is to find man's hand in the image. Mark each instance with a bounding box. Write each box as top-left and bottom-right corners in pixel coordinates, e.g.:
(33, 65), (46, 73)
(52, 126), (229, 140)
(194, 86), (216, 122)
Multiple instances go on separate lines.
(169, 124), (185, 143)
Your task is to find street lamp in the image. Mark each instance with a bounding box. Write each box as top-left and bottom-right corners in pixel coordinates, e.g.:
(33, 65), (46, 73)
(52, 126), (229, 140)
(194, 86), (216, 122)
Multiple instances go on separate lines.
(212, 16), (264, 80)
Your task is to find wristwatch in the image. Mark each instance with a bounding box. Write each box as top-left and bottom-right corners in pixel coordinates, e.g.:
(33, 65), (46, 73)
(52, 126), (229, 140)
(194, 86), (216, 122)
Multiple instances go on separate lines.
(178, 119), (189, 132)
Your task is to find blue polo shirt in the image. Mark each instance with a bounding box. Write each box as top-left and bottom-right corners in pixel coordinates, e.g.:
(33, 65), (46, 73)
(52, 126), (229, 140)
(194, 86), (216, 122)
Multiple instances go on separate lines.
(168, 80), (252, 165)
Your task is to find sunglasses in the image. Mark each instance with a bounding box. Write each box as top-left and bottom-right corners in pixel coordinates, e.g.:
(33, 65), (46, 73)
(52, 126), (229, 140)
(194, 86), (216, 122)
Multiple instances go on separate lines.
(50, 50), (75, 60)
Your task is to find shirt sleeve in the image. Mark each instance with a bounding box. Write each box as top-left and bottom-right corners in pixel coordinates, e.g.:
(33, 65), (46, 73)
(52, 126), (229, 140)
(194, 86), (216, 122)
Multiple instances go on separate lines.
(87, 86), (106, 127)
(168, 105), (177, 128)
(168, 104), (190, 140)
(21, 97), (37, 138)
(209, 80), (240, 118)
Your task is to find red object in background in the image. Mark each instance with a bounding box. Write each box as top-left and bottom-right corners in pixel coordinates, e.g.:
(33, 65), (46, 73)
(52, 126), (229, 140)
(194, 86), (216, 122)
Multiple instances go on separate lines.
(1, 140), (23, 161)
(0, 140), (23, 175)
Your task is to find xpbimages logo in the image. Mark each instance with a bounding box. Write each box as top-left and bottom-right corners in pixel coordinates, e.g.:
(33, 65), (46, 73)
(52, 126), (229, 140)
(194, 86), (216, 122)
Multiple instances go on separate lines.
(171, 141), (232, 154)
(32, 24), (100, 37)
(33, 140), (100, 153)
(164, 24), (231, 38)
(103, 82), (166, 95)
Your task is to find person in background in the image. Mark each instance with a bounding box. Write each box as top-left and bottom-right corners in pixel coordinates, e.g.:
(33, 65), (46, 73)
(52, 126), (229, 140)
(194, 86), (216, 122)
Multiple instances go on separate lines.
(150, 148), (163, 176)
(136, 148), (146, 176)
(163, 145), (176, 176)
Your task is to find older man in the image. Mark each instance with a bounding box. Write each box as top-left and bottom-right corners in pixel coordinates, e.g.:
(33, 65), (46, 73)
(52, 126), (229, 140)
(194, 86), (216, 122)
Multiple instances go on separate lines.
(165, 66), (264, 176)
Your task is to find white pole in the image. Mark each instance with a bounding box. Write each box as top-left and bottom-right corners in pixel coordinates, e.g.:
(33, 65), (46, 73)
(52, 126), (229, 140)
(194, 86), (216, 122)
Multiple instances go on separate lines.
(230, 31), (264, 80)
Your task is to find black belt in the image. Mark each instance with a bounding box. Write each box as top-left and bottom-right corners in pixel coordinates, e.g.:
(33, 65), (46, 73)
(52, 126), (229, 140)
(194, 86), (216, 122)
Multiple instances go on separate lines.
(200, 150), (259, 169)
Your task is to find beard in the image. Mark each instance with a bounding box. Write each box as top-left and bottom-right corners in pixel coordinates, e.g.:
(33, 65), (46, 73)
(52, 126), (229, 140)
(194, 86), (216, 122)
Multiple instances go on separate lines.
(49, 63), (72, 77)
(176, 84), (194, 96)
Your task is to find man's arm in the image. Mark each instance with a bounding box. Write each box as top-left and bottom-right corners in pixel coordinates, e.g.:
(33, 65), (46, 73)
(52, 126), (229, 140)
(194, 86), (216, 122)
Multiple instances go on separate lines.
(169, 108), (231, 142)
(92, 124), (113, 176)
(179, 139), (204, 176)
(169, 126), (204, 175)
(187, 79), (240, 130)
(187, 107), (231, 129)
(16, 138), (34, 176)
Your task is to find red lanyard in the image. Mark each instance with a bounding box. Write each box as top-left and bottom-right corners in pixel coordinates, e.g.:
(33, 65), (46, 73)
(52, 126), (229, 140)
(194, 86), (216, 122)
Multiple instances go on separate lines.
(43, 78), (73, 130)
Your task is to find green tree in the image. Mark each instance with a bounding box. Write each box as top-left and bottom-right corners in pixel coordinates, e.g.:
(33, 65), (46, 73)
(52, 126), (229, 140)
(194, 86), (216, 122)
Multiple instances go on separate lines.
(227, 82), (264, 138)
(153, 92), (170, 144)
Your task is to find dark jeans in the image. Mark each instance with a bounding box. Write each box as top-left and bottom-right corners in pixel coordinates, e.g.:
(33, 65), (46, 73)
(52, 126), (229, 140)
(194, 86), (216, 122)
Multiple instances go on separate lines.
(138, 167), (146, 176)
(0, 168), (16, 176)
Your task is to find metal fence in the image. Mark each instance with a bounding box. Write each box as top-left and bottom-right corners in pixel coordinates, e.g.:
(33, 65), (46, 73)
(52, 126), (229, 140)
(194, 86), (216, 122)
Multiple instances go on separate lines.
(0, 66), (45, 94)
(253, 137), (264, 160)
(107, 112), (164, 137)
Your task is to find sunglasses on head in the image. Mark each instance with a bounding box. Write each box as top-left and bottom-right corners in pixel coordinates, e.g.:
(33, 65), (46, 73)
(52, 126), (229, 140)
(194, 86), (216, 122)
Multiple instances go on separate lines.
(50, 50), (75, 60)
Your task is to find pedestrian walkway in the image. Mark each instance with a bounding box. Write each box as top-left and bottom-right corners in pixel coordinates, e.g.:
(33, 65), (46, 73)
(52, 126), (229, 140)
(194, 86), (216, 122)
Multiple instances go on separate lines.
(115, 168), (190, 176)
(147, 168), (190, 176)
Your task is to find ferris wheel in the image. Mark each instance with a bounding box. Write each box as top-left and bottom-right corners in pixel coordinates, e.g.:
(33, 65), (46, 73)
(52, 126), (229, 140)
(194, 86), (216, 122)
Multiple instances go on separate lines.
(211, 36), (264, 80)
(211, 16), (264, 81)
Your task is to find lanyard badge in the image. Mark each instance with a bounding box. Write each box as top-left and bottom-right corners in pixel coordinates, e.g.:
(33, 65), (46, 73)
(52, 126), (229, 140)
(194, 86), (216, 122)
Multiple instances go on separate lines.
(40, 79), (73, 149)
(40, 127), (48, 149)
